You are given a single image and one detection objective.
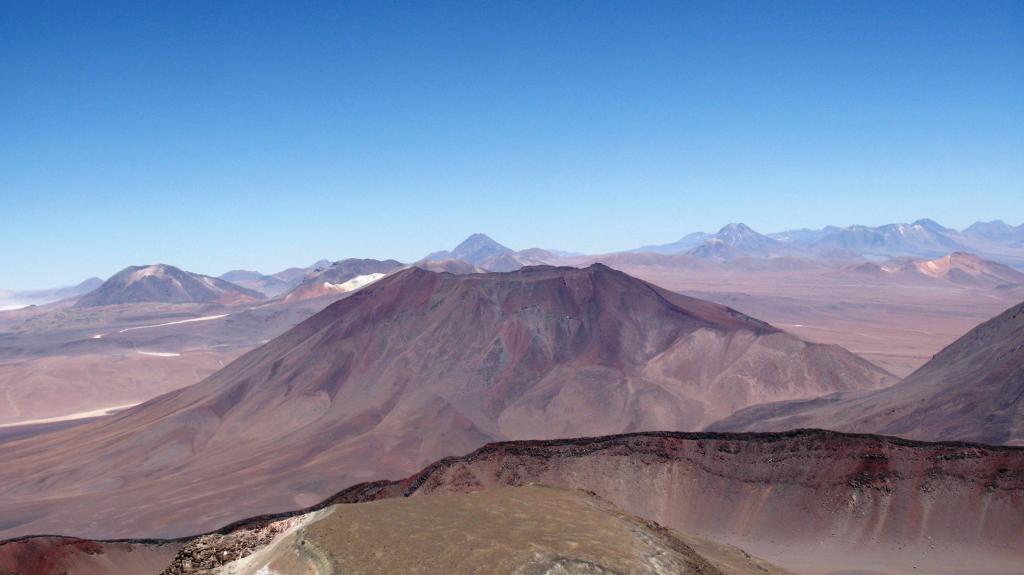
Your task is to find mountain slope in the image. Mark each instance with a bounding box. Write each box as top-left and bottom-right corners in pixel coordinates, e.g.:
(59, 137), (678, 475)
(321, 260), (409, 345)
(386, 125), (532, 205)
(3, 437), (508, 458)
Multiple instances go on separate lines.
(74, 265), (265, 307)
(963, 220), (1024, 243)
(424, 233), (552, 271)
(848, 252), (1024, 287)
(0, 265), (893, 538)
(686, 223), (806, 259)
(282, 258), (404, 301)
(218, 270), (292, 297)
(711, 299), (1024, 445)
(268, 259), (331, 287)
(636, 224), (806, 259)
(634, 231), (713, 254)
(425, 233), (513, 265)
(6, 431), (1020, 575)
(811, 220), (966, 258)
(386, 431), (1024, 574)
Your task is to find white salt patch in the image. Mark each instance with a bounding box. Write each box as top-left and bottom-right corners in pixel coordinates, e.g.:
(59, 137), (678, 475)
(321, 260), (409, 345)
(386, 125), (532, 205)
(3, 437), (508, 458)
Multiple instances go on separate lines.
(119, 314), (229, 333)
(136, 351), (181, 357)
(324, 273), (386, 293)
(0, 403), (141, 428)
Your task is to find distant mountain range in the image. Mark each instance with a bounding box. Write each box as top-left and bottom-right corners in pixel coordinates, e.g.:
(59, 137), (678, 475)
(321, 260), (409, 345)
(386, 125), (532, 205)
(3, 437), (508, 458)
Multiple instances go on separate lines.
(6, 219), (1024, 302)
(75, 264), (265, 307)
(220, 259), (333, 297)
(218, 270), (293, 298)
(0, 277), (102, 310)
(848, 252), (1024, 287)
(635, 219), (1024, 267)
(283, 258), (405, 301)
(423, 233), (554, 272)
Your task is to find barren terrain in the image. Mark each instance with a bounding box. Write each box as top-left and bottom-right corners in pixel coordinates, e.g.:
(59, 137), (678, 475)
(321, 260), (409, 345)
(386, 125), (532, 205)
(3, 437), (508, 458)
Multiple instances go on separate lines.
(565, 255), (1020, 376)
(0, 296), (342, 426)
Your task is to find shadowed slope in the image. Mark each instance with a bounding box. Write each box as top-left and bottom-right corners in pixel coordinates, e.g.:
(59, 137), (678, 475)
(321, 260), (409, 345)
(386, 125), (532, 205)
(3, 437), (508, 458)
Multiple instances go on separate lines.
(711, 300), (1024, 445)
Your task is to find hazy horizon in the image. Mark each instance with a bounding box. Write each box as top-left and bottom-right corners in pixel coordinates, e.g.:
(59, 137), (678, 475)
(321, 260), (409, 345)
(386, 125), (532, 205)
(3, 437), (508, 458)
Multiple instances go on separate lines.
(4, 215), (1024, 291)
(3, 2), (1022, 290)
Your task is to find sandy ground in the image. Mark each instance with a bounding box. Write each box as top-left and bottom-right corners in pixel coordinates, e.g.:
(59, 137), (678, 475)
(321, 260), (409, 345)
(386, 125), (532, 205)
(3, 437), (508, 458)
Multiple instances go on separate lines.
(210, 486), (795, 575)
(0, 351), (238, 425)
(0, 297), (338, 425)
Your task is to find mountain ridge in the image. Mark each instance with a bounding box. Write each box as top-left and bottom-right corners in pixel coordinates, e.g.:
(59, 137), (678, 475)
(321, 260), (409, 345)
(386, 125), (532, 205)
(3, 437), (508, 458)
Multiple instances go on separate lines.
(74, 264), (265, 307)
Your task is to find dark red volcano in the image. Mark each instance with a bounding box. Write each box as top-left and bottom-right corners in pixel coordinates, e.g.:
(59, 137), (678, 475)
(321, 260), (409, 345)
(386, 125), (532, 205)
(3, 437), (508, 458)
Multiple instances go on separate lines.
(0, 264), (892, 539)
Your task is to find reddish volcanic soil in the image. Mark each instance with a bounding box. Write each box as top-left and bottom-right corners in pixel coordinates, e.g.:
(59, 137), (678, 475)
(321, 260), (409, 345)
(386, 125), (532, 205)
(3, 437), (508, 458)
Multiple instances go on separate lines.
(367, 430), (1024, 575)
(0, 536), (181, 575)
(0, 265), (892, 540)
(4, 430), (1017, 575)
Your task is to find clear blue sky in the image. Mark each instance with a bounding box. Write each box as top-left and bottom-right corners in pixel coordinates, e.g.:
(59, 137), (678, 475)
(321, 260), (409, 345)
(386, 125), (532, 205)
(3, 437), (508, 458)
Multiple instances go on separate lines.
(2, 1), (1021, 289)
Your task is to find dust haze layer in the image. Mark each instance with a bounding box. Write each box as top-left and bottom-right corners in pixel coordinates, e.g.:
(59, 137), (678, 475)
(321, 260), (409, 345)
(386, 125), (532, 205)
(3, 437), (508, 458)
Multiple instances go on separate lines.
(0, 264), (893, 539)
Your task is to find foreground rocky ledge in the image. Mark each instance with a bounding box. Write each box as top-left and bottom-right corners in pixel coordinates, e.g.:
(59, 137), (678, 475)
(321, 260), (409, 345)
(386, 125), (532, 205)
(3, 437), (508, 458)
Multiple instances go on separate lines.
(3, 429), (1022, 574)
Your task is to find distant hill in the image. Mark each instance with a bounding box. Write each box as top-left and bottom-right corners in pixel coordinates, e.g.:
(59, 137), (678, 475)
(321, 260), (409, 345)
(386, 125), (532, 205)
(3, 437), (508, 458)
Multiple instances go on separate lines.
(808, 220), (964, 259)
(75, 264), (265, 307)
(711, 298), (1024, 445)
(219, 269), (293, 297)
(962, 219), (1024, 243)
(270, 259), (332, 287)
(769, 219), (1024, 267)
(636, 219), (1024, 268)
(847, 252), (1024, 287)
(633, 231), (713, 254)
(424, 233), (554, 271)
(634, 223), (810, 259)
(0, 277), (102, 310)
(685, 223), (807, 259)
(282, 258), (405, 301)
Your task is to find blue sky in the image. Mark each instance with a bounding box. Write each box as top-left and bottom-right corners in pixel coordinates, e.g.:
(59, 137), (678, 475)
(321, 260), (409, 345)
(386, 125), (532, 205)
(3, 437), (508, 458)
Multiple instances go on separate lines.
(2, 1), (1022, 289)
